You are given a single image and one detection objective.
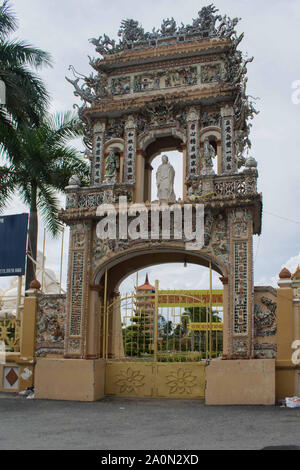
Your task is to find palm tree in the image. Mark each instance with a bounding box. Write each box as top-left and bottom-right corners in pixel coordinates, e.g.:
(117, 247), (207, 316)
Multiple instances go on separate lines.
(0, 0), (52, 139)
(0, 111), (90, 289)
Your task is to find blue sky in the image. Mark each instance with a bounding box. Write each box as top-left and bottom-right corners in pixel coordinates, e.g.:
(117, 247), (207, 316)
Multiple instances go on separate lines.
(1, 0), (299, 294)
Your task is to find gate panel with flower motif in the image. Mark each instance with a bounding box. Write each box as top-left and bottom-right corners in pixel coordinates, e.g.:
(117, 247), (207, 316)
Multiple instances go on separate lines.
(105, 361), (206, 398)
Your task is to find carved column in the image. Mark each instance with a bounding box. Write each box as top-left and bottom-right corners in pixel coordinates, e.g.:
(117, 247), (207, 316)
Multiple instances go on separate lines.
(64, 221), (93, 358)
(219, 276), (229, 355)
(186, 107), (200, 178)
(144, 162), (153, 202)
(181, 143), (187, 199)
(216, 139), (222, 175)
(228, 208), (254, 357)
(92, 121), (106, 186)
(221, 106), (236, 174)
(135, 148), (145, 202)
(85, 283), (103, 359)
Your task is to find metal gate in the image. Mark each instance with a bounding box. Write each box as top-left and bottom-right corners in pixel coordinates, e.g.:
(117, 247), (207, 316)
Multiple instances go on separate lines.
(103, 280), (223, 398)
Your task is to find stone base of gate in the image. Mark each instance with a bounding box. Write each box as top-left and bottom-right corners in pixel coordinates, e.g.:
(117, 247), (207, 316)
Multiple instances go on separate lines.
(35, 358), (106, 401)
(205, 359), (275, 405)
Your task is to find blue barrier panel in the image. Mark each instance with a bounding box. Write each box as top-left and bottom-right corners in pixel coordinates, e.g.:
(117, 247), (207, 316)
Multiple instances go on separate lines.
(0, 213), (28, 276)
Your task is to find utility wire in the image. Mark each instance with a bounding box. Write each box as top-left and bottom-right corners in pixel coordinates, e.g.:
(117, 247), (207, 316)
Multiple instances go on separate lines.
(264, 210), (300, 225)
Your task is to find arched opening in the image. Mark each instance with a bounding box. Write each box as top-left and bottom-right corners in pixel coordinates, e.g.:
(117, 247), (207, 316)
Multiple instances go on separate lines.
(117, 264), (224, 361)
(92, 247), (227, 362)
(150, 151), (183, 201)
(93, 247), (226, 295)
(138, 132), (186, 202)
(199, 127), (222, 175)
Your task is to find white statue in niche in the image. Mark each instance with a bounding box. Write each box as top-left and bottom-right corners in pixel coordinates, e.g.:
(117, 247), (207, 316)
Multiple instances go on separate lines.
(201, 137), (216, 175)
(156, 155), (176, 202)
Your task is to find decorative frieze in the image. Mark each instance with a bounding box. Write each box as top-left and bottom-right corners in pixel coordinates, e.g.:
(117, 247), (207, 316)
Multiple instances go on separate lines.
(111, 76), (131, 95)
(201, 63), (222, 83)
(200, 111), (221, 128)
(108, 62), (223, 97)
(214, 179), (246, 196)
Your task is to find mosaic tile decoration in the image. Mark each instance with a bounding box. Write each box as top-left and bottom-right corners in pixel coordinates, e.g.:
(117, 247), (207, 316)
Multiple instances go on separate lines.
(233, 241), (248, 334)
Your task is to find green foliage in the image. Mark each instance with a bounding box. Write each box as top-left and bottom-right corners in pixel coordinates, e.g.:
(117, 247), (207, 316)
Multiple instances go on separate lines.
(0, 111), (89, 233)
(124, 310), (153, 357)
(0, 0), (52, 138)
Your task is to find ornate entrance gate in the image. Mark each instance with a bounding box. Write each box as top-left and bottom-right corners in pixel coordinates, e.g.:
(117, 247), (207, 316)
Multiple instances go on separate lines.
(43, 5), (266, 403)
(103, 282), (223, 398)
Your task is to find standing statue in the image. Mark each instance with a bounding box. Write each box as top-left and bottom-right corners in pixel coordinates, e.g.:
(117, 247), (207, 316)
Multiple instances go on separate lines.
(201, 138), (216, 175)
(105, 149), (119, 182)
(156, 155), (176, 202)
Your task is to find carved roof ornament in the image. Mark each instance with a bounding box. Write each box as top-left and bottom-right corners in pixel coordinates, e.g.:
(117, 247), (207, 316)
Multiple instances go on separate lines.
(65, 5), (259, 167)
(88, 5), (240, 57)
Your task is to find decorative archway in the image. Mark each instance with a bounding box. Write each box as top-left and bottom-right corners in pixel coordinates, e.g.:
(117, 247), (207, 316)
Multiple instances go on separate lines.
(57, 8), (262, 400)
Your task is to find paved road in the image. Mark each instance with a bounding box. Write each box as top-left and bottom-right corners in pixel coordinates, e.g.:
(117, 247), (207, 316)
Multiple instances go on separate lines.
(0, 394), (300, 450)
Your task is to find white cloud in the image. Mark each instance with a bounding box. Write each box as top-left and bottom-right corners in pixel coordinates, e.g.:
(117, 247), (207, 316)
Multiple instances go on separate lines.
(284, 253), (300, 276)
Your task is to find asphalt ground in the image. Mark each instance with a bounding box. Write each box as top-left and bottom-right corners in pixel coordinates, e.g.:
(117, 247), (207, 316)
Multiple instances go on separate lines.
(0, 393), (300, 450)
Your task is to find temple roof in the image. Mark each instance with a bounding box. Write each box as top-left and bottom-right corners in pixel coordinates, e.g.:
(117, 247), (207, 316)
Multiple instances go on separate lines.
(292, 266), (300, 280)
(137, 274), (155, 290)
(279, 267), (292, 279)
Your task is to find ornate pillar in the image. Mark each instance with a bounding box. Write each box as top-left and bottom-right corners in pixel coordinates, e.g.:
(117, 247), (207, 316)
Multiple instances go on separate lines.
(92, 121), (106, 186)
(216, 139), (222, 175)
(85, 285), (103, 359)
(219, 276), (229, 355)
(64, 221), (93, 358)
(144, 162), (153, 202)
(186, 107), (200, 178)
(221, 106), (236, 174)
(181, 143), (187, 199)
(228, 208), (254, 357)
(135, 148), (145, 202)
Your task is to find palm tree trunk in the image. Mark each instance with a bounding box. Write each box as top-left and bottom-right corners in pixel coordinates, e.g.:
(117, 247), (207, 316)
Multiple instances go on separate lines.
(25, 185), (38, 291)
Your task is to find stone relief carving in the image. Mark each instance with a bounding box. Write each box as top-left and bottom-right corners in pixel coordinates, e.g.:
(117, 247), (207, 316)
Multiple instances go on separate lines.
(232, 337), (248, 357)
(105, 118), (125, 140)
(166, 369), (197, 395)
(201, 64), (222, 83)
(200, 111), (221, 128)
(211, 215), (228, 261)
(111, 76), (131, 95)
(115, 367), (145, 394)
(35, 295), (66, 357)
(254, 296), (277, 336)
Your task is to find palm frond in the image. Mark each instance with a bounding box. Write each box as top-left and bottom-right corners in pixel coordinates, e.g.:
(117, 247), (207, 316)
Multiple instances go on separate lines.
(37, 184), (63, 236)
(0, 165), (17, 211)
(0, 40), (52, 68)
(0, 1), (17, 39)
